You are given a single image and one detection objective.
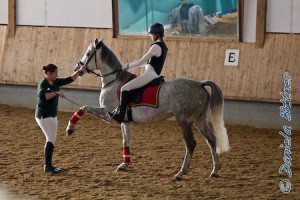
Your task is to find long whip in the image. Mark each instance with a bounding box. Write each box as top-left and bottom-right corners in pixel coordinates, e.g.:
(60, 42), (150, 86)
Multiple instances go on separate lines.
(62, 96), (82, 107)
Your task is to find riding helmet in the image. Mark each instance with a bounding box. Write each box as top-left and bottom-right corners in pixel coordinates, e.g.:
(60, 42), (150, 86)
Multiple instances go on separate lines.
(148, 23), (165, 36)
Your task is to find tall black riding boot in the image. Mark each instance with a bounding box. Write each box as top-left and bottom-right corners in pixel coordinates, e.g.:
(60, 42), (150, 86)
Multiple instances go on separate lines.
(109, 91), (131, 123)
(44, 141), (61, 174)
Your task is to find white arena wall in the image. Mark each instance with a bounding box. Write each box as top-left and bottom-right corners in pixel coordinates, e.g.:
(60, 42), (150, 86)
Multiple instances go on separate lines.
(0, 0), (112, 28)
(0, 84), (299, 130)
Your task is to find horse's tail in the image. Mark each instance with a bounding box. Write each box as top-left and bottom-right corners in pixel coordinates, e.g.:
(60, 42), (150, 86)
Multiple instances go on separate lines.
(201, 80), (230, 154)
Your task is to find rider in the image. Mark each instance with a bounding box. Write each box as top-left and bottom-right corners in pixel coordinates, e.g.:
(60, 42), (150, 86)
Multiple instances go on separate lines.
(179, 0), (194, 33)
(109, 23), (168, 123)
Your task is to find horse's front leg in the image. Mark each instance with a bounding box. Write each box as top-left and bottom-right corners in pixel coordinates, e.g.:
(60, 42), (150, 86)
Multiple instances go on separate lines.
(116, 122), (131, 171)
(66, 105), (112, 136)
(81, 105), (112, 122)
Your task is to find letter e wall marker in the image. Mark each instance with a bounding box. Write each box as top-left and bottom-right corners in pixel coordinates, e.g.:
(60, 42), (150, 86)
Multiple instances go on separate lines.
(224, 49), (239, 67)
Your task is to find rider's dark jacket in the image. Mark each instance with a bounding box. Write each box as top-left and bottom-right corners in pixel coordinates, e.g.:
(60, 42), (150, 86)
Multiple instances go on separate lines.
(148, 41), (168, 75)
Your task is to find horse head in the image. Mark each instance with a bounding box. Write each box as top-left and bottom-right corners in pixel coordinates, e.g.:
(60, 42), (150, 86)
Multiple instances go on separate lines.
(74, 38), (123, 77)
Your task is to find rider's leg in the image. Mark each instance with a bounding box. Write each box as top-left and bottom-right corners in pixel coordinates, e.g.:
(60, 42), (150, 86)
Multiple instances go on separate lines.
(109, 90), (131, 123)
(121, 72), (157, 91)
(109, 72), (157, 122)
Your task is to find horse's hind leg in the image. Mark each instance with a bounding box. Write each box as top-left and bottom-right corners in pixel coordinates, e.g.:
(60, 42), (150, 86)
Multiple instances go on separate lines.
(194, 115), (220, 177)
(116, 122), (131, 171)
(174, 122), (196, 180)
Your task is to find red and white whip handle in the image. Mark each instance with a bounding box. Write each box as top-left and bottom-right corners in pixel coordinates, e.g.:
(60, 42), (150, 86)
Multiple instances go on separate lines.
(70, 109), (84, 124)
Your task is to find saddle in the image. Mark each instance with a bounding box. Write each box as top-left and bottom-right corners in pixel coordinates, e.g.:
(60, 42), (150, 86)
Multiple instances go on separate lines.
(130, 76), (164, 105)
(118, 76), (165, 122)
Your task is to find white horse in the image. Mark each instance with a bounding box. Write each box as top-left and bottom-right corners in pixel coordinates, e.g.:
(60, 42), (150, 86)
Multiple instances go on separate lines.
(66, 39), (230, 180)
(168, 4), (206, 34)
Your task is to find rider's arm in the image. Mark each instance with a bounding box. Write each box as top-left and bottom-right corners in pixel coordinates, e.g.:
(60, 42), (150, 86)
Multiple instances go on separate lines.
(127, 44), (162, 69)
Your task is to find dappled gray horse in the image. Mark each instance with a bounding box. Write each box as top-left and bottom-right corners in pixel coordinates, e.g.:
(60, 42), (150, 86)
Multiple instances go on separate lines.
(168, 5), (206, 34)
(67, 39), (230, 180)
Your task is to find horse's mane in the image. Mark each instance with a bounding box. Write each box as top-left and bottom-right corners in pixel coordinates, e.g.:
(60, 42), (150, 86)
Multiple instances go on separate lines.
(99, 41), (123, 70)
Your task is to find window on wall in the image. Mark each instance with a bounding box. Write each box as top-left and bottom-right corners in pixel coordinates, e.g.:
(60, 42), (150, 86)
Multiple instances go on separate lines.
(114, 0), (241, 39)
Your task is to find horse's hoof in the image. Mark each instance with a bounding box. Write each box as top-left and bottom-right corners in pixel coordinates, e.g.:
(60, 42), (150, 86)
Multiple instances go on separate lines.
(209, 173), (220, 178)
(173, 171), (183, 181)
(173, 175), (182, 181)
(116, 162), (129, 171)
(66, 130), (74, 136)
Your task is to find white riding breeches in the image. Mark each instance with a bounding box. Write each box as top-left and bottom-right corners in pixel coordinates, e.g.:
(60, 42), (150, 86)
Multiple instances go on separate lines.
(121, 64), (159, 92)
(35, 117), (58, 146)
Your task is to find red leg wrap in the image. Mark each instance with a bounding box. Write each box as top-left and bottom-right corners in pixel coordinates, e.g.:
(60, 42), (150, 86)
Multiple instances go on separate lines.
(70, 109), (84, 124)
(123, 147), (131, 163)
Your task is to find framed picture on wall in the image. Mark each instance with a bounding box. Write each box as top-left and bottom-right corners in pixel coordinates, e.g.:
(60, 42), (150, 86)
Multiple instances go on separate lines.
(112, 0), (242, 40)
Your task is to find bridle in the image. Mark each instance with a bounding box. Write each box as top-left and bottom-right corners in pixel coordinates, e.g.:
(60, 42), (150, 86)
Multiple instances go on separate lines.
(77, 41), (123, 88)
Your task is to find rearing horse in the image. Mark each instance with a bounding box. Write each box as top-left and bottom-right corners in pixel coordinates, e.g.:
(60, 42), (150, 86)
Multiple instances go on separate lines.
(67, 39), (230, 180)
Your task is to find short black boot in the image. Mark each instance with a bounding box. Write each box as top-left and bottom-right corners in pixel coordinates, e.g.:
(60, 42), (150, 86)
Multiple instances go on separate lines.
(44, 141), (61, 174)
(109, 91), (131, 123)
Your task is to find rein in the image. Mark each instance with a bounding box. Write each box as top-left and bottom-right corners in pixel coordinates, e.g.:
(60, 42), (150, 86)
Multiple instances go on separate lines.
(101, 69), (124, 88)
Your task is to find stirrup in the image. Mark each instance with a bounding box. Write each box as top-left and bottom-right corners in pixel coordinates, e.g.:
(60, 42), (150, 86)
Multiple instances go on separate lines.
(108, 107), (120, 118)
(108, 107), (125, 123)
(110, 113), (125, 123)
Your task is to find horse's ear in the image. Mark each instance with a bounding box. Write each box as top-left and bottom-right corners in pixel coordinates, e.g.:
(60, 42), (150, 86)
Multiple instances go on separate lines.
(95, 38), (103, 49)
(94, 38), (102, 44)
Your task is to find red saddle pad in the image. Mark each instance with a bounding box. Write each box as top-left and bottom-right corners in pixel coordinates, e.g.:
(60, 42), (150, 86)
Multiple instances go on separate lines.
(118, 76), (163, 108)
(129, 84), (162, 108)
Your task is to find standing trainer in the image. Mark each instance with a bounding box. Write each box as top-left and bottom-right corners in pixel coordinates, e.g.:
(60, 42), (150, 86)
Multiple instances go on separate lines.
(35, 63), (84, 174)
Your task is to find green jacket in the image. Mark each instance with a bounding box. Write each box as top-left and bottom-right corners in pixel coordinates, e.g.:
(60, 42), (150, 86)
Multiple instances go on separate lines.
(35, 77), (73, 119)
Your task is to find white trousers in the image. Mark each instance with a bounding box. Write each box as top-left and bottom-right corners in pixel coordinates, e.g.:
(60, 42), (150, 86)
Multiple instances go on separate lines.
(121, 64), (159, 92)
(35, 117), (58, 146)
